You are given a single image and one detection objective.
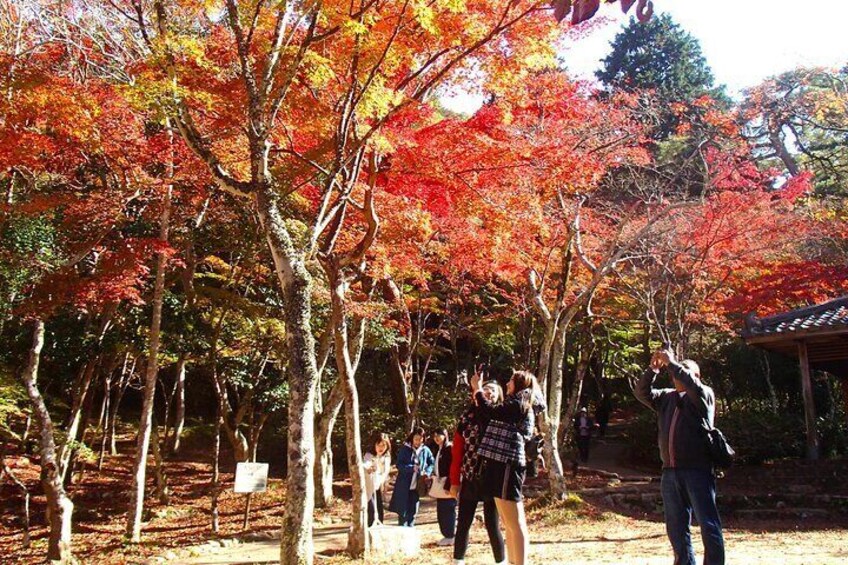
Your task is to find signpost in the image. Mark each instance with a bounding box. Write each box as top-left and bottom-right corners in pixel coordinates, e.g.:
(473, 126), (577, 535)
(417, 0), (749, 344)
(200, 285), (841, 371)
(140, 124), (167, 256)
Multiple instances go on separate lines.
(234, 462), (269, 529)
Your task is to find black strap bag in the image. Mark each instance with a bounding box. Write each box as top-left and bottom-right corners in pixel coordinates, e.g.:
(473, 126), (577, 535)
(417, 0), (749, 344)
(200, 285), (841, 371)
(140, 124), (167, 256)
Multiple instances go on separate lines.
(703, 425), (735, 469)
(679, 397), (735, 469)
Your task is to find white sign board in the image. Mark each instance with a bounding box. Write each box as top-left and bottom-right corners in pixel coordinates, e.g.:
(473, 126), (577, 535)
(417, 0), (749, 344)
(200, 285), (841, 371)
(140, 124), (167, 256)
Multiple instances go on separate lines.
(234, 462), (269, 493)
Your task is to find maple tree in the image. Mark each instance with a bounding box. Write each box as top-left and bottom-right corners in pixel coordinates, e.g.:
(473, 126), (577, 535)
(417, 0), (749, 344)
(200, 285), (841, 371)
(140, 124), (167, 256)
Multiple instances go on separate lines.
(109, 0), (598, 559)
(6, 5), (848, 565)
(380, 70), (674, 495)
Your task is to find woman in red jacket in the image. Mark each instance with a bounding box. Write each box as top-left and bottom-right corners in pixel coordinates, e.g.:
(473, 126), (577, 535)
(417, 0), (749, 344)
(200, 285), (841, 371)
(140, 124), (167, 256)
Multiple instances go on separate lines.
(449, 379), (506, 565)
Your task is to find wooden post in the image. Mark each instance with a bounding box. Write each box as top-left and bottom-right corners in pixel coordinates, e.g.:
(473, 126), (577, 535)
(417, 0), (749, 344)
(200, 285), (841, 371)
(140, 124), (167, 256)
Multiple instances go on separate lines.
(797, 341), (820, 460)
(242, 493), (252, 531)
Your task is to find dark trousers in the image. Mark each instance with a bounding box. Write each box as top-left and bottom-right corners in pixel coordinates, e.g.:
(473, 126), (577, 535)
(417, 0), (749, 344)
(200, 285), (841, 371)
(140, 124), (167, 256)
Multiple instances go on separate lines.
(397, 489), (420, 527)
(436, 498), (457, 538)
(661, 468), (725, 565)
(367, 489), (384, 526)
(576, 435), (590, 463)
(454, 491), (504, 562)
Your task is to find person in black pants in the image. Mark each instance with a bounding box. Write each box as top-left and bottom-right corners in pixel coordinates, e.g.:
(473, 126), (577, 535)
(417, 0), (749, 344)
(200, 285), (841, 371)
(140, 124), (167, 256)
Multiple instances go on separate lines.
(449, 379), (506, 565)
(573, 407), (594, 463)
(429, 428), (457, 546)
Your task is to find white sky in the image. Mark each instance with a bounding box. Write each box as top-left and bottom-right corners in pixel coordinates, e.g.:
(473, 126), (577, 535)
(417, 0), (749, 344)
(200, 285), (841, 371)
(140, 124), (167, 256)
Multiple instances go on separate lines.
(443, 0), (848, 113)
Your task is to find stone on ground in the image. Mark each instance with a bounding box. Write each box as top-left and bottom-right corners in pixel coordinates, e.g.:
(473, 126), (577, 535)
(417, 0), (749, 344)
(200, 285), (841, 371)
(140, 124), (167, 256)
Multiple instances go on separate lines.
(368, 524), (421, 557)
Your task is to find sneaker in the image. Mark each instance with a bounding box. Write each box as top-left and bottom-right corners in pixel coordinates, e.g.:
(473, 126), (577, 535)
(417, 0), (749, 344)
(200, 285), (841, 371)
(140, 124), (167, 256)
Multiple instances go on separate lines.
(453, 560), (465, 565)
(437, 537), (455, 546)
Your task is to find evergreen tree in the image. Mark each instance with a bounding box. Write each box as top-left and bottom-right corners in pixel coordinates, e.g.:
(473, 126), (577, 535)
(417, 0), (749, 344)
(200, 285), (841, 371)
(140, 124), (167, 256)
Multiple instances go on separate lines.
(597, 13), (721, 139)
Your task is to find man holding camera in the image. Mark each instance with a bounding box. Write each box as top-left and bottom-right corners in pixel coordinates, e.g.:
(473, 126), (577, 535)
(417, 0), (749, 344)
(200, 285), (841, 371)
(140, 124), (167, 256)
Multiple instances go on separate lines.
(635, 346), (726, 565)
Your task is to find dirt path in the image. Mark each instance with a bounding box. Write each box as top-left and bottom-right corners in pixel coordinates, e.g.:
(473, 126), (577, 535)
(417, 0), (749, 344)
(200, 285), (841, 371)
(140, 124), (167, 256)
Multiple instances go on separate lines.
(170, 495), (445, 564)
(577, 422), (657, 480)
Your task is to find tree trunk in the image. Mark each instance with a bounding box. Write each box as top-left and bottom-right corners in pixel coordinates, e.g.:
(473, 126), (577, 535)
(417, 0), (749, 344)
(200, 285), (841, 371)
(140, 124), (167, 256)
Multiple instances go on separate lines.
(211, 399), (221, 534)
(314, 378), (344, 508)
(541, 315), (569, 498)
(108, 355), (136, 456)
(327, 269), (368, 557)
(388, 349), (412, 417)
(19, 320), (75, 563)
(59, 358), (99, 484)
(380, 278), (413, 415)
(537, 320), (556, 400)
(254, 185), (319, 565)
(127, 124), (173, 542)
(170, 354), (188, 454)
(562, 348), (591, 447)
(759, 350), (779, 415)
(97, 369), (112, 469)
(151, 423), (170, 505)
(20, 412), (31, 451)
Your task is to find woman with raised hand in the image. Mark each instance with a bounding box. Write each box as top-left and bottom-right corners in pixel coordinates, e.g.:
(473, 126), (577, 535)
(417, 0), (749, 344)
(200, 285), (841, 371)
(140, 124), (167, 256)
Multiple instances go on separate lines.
(472, 370), (545, 565)
(450, 377), (507, 565)
(363, 433), (392, 527)
(388, 427), (434, 527)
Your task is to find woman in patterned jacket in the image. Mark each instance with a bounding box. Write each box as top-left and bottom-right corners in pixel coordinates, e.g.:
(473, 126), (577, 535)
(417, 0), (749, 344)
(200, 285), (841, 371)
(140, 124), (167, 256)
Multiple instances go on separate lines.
(449, 379), (506, 565)
(472, 370), (545, 565)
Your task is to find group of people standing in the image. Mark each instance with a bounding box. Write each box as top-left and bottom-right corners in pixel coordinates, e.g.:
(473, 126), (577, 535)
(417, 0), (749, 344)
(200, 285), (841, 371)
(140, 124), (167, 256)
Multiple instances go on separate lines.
(361, 346), (726, 565)
(362, 369), (544, 565)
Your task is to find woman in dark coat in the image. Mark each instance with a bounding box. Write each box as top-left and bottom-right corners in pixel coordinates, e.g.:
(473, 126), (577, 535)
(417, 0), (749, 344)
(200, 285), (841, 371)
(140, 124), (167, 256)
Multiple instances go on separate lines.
(450, 379), (507, 565)
(388, 427), (434, 527)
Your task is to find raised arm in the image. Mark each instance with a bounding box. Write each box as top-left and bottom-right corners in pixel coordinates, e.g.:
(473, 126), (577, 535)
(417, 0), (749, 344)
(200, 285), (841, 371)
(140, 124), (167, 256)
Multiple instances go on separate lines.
(474, 391), (525, 424)
(668, 361), (716, 421)
(634, 368), (670, 412)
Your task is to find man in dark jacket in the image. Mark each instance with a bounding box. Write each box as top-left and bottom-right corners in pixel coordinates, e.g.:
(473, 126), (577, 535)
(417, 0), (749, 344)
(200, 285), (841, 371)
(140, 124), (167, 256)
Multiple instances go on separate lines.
(635, 347), (725, 565)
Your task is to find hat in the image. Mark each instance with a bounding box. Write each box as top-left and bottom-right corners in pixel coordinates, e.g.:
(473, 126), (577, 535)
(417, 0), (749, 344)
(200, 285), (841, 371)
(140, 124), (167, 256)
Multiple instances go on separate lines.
(579, 406), (587, 413)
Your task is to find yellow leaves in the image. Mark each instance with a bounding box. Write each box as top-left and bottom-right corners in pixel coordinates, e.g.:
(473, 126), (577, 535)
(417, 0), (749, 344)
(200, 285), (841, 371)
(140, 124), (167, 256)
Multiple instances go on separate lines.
(201, 0), (225, 20)
(343, 18), (369, 37)
(413, 2), (438, 35)
(435, 0), (467, 14)
(356, 76), (405, 124)
(302, 51), (336, 90)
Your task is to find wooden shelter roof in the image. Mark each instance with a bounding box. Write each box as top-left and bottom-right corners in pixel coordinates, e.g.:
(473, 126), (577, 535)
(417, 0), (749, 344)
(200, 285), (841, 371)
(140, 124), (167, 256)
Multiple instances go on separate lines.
(742, 296), (848, 378)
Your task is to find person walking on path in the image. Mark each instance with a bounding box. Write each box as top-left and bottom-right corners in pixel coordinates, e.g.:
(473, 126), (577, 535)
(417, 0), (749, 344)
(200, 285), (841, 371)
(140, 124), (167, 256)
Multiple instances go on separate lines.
(472, 370), (545, 565)
(449, 379), (507, 565)
(635, 346), (726, 565)
(573, 406), (595, 463)
(429, 428), (457, 546)
(363, 433), (391, 527)
(389, 428), (434, 527)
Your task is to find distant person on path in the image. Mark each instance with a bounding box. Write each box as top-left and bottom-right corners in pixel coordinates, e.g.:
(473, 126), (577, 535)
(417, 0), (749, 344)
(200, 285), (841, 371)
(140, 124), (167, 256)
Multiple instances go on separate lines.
(472, 370), (545, 565)
(450, 378), (507, 565)
(429, 428), (457, 546)
(363, 433), (391, 527)
(573, 407), (594, 464)
(596, 395), (611, 437)
(635, 346), (726, 565)
(389, 427), (435, 527)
